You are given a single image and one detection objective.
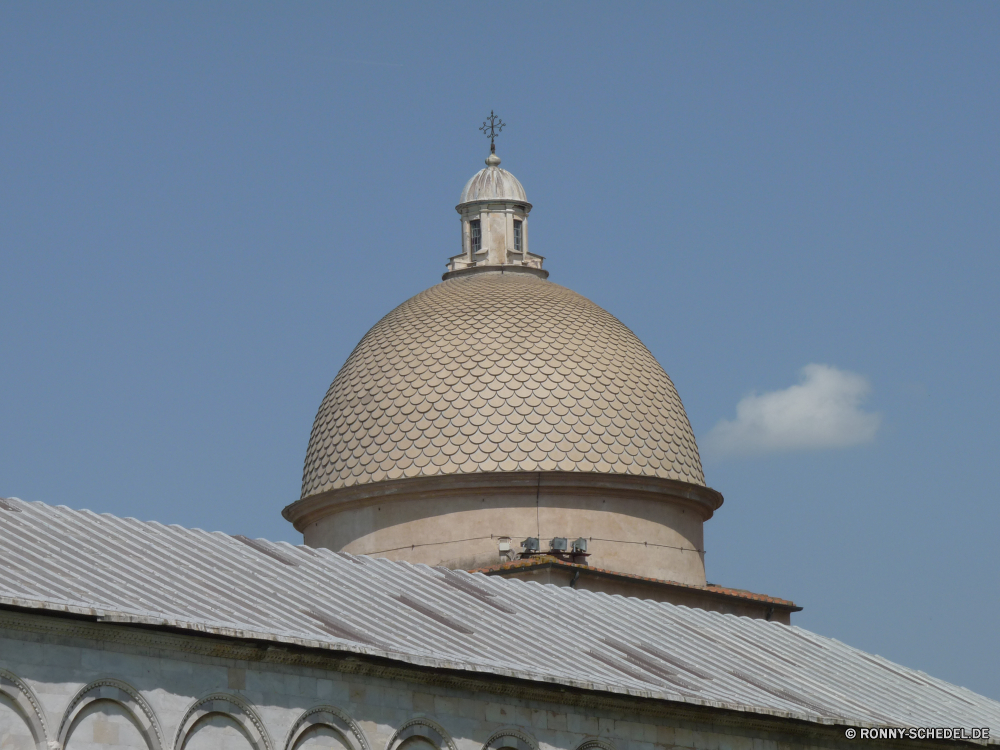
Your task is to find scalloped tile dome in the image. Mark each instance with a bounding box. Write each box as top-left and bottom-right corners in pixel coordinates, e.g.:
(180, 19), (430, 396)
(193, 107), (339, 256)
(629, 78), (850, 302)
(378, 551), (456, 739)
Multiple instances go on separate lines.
(301, 271), (705, 498)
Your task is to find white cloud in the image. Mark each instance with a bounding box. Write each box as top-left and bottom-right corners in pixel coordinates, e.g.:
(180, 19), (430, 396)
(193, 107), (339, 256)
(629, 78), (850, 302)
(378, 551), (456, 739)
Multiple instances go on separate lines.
(702, 364), (881, 457)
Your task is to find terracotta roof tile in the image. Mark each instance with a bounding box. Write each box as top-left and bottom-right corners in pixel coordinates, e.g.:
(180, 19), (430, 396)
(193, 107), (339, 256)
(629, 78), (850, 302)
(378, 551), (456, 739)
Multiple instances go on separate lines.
(472, 555), (799, 609)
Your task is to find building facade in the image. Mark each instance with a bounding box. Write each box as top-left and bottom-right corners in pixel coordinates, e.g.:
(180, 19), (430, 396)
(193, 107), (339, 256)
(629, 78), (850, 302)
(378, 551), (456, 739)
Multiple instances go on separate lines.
(2, 145), (998, 749)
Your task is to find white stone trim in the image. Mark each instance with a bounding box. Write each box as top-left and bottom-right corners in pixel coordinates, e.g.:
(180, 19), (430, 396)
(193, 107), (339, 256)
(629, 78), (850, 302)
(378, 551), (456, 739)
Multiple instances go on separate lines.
(482, 726), (538, 750)
(283, 704), (369, 750)
(575, 739), (617, 750)
(384, 717), (456, 750)
(0, 668), (50, 749)
(57, 677), (162, 750)
(172, 691), (271, 750)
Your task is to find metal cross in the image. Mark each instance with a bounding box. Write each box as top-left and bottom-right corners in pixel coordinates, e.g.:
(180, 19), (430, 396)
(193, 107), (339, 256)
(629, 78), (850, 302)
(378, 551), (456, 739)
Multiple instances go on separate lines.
(479, 110), (505, 154)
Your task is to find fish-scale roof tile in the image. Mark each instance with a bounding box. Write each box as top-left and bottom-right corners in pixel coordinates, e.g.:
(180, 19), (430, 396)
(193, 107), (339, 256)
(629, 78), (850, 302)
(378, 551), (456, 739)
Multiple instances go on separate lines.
(302, 272), (705, 497)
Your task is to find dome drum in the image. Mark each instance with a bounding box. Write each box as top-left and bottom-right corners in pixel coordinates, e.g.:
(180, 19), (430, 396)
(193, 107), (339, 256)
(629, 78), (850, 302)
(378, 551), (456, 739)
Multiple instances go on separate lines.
(283, 471), (723, 585)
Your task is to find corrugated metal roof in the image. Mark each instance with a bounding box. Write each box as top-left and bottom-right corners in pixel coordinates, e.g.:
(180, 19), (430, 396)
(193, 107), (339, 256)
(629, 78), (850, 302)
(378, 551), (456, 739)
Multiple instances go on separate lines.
(1, 497), (997, 738)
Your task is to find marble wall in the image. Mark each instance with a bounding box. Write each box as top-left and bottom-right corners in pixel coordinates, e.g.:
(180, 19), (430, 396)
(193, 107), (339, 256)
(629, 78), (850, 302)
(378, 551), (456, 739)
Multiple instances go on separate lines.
(0, 611), (864, 750)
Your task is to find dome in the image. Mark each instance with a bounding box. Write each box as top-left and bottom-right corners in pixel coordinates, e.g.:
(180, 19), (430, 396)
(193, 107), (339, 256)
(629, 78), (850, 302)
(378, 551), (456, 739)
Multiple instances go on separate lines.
(458, 153), (528, 204)
(301, 270), (705, 499)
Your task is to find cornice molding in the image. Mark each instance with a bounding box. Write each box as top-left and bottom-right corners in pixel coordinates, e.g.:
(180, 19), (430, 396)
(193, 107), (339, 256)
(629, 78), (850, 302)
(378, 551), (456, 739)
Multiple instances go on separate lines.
(0, 608), (945, 750)
(442, 264), (545, 281)
(284, 471), (723, 531)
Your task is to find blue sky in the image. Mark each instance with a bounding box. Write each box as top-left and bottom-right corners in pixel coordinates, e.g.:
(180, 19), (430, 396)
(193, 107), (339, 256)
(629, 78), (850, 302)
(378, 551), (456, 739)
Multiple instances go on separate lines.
(2, 3), (998, 698)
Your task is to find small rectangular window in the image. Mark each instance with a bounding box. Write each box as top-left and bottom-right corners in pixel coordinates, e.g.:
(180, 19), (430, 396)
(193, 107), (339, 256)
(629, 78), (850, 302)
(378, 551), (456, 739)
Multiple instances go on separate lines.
(470, 219), (481, 255)
(514, 220), (522, 253)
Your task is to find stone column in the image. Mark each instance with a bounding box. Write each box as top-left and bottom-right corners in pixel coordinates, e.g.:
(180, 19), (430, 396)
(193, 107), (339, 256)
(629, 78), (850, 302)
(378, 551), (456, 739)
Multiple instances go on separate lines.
(463, 219), (472, 264)
(505, 209), (515, 264)
(522, 218), (529, 264)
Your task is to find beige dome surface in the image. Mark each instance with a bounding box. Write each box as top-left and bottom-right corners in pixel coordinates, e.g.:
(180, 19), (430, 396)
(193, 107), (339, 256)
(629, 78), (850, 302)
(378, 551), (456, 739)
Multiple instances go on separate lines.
(302, 271), (705, 498)
(459, 160), (527, 204)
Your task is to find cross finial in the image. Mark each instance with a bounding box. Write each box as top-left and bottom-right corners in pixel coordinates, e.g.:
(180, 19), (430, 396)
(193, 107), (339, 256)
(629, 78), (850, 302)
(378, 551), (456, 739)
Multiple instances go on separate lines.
(479, 110), (505, 154)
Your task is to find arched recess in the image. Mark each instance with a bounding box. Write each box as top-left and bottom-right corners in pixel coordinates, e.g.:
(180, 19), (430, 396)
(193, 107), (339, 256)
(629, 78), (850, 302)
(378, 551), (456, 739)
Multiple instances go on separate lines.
(575, 739), (617, 750)
(58, 678), (162, 750)
(481, 727), (538, 750)
(384, 718), (457, 750)
(283, 705), (369, 750)
(0, 669), (49, 749)
(173, 692), (271, 750)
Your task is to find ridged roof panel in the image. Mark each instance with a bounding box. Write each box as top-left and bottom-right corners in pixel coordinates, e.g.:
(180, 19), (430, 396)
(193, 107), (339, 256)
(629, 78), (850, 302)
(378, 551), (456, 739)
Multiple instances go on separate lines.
(302, 271), (705, 498)
(2, 498), (998, 735)
(459, 165), (527, 204)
